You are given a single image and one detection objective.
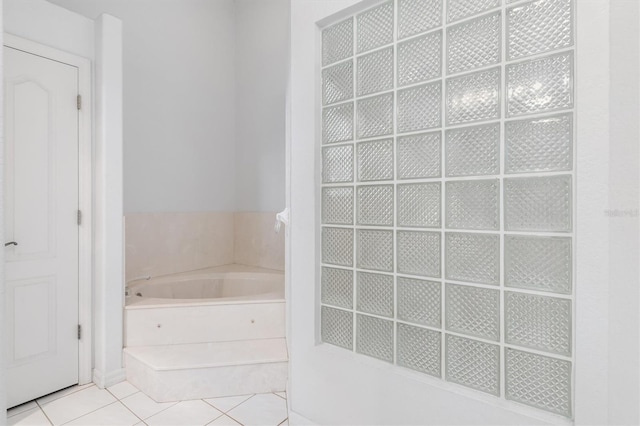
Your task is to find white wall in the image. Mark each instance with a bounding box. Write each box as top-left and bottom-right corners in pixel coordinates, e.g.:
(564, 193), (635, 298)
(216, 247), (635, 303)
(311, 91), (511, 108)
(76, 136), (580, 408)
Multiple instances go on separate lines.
(48, 0), (237, 214)
(235, 0), (288, 212)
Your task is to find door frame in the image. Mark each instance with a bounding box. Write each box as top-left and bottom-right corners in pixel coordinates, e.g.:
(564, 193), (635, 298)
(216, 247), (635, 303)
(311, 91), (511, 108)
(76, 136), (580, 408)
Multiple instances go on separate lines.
(3, 33), (93, 386)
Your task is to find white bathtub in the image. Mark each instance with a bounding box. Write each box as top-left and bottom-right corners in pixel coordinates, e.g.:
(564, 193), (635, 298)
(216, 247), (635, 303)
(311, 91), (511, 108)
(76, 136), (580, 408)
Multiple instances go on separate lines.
(124, 264), (285, 347)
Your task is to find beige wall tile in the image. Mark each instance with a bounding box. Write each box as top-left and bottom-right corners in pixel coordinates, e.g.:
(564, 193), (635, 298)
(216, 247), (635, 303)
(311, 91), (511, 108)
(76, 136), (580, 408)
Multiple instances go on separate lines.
(234, 212), (285, 271)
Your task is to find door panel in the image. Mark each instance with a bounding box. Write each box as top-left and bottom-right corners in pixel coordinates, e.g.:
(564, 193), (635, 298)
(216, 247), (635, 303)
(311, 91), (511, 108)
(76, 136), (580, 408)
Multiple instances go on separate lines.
(4, 46), (79, 408)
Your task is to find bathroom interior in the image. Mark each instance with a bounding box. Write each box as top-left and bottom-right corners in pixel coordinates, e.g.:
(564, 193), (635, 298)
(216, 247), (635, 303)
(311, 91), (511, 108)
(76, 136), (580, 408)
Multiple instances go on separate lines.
(1, 0), (639, 425)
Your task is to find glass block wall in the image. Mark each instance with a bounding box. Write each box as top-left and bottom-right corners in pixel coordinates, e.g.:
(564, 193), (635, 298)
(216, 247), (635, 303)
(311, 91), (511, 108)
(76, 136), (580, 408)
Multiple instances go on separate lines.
(319, 0), (575, 419)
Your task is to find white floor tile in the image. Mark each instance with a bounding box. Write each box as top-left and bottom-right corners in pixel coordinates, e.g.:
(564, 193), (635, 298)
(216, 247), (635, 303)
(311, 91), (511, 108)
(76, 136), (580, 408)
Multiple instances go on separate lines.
(145, 400), (222, 426)
(39, 386), (116, 425)
(274, 392), (286, 400)
(7, 407), (51, 426)
(207, 415), (241, 426)
(36, 384), (94, 406)
(108, 382), (140, 400)
(278, 420), (289, 426)
(227, 394), (287, 426)
(66, 402), (141, 426)
(120, 392), (176, 420)
(7, 401), (38, 418)
(203, 395), (252, 413)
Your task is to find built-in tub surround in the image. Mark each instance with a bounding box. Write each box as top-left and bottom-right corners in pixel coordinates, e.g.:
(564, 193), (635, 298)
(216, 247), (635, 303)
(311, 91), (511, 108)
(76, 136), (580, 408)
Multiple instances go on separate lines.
(234, 212), (285, 271)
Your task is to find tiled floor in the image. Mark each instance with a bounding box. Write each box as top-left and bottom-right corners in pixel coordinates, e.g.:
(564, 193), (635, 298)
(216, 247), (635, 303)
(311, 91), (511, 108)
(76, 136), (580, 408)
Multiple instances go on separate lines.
(6, 382), (289, 426)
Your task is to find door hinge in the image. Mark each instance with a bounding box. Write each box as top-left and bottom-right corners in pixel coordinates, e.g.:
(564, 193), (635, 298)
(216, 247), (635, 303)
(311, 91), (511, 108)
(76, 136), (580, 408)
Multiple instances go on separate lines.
(77, 94), (82, 110)
(77, 210), (82, 226)
(78, 324), (82, 340)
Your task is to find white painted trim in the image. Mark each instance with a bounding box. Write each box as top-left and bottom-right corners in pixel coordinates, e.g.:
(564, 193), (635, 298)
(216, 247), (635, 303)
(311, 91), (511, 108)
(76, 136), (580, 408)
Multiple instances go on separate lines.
(2, 33), (94, 387)
(92, 367), (126, 389)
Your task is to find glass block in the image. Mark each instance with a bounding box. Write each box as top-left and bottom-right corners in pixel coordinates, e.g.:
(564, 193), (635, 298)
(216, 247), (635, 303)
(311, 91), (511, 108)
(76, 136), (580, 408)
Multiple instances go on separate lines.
(446, 67), (501, 125)
(357, 271), (394, 317)
(397, 323), (441, 377)
(357, 1), (394, 53)
(505, 235), (572, 294)
(357, 93), (394, 139)
(504, 175), (572, 232)
(322, 18), (353, 66)
(446, 283), (500, 341)
(322, 227), (353, 267)
(322, 60), (353, 106)
(322, 145), (353, 183)
(357, 47), (394, 96)
(397, 231), (441, 278)
(445, 123), (500, 177)
(321, 306), (353, 350)
(397, 132), (441, 179)
(505, 292), (572, 356)
(506, 348), (572, 417)
(398, 31), (442, 87)
(445, 179), (500, 230)
(397, 82), (442, 133)
(447, 0), (500, 23)
(398, 0), (442, 40)
(397, 277), (441, 327)
(446, 232), (499, 285)
(507, 0), (573, 61)
(446, 335), (500, 395)
(357, 229), (393, 272)
(321, 267), (353, 309)
(357, 138), (394, 181)
(447, 12), (501, 75)
(322, 186), (354, 225)
(505, 113), (573, 174)
(357, 185), (394, 226)
(506, 51), (574, 117)
(397, 183), (441, 228)
(323, 102), (354, 144)
(356, 314), (393, 362)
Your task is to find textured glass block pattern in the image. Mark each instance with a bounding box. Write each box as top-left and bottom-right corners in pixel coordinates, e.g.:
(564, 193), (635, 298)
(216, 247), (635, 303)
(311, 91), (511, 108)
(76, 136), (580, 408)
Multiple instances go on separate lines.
(397, 324), (441, 377)
(397, 132), (441, 179)
(397, 82), (442, 133)
(323, 103), (354, 144)
(445, 179), (500, 230)
(322, 61), (353, 105)
(506, 51), (574, 117)
(446, 335), (500, 395)
(322, 186), (354, 225)
(357, 93), (394, 139)
(397, 277), (441, 327)
(357, 229), (393, 272)
(445, 123), (500, 177)
(397, 183), (441, 228)
(321, 306), (353, 350)
(446, 284), (500, 341)
(505, 113), (572, 174)
(357, 185), (394, 226)
(505, 235), (572, 294)
(398, 31), (442, 87)
(446, 67), (500, 125)
(504, 175), (572, 232)
(507, 0), (573, 61)
(357, 139), (394, 181)
(357, 1), (394, 53)
(321, 267), (353, 309)
(447, 12), (501, 75)
(446, 232), (499, 285)
(397, 231), (441, 278)
(398, 0), (442, 40)
(357, 272), (393, 317)
(447, 0), (500, 23)
(506, 348), (572, 417)
(322, 145), (353, 183)
(322, 227), (353, 267)
(505, 292), (572, 356)
(357, 47), (394, 96)
(322, 18), (353, 66)
(356, 314), (393, 362)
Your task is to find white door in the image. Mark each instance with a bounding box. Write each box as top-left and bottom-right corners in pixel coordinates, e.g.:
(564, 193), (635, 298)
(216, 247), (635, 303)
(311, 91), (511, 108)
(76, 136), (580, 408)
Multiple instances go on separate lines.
(4, 46), (80, 408)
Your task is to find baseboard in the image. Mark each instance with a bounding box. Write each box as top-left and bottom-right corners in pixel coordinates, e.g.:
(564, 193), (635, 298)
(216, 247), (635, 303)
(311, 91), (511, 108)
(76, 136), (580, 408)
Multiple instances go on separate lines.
(92, 368), (127, 389)
(288, 411), (317, 425)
